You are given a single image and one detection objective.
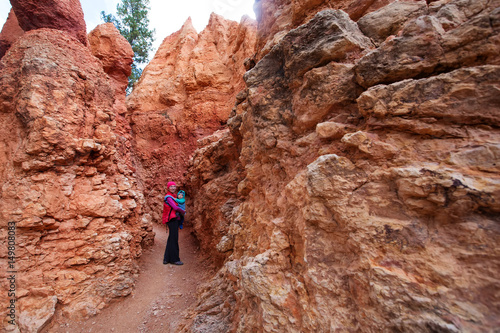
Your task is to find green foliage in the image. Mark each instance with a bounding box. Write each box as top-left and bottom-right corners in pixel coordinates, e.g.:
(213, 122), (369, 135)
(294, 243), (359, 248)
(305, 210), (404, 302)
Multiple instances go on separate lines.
(101, 0), (155, 94)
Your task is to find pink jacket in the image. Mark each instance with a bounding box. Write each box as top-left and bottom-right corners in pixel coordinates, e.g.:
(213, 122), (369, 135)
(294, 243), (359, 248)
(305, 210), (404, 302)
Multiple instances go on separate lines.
(162, 193), (185, 224)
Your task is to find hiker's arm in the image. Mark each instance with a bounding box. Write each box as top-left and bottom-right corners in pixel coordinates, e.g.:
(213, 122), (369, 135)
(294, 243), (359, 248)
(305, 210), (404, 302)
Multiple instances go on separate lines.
(166, 197), (185, 215)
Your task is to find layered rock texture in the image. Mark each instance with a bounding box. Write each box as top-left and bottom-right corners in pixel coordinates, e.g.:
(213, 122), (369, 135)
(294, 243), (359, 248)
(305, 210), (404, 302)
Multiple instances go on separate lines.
(183, 0), (500, 331)
(127, 14), (257, 223)
(10, 0), (88, 46)
(88, 23), (138, 175)
(0, 8), (153, 333)
(254, 0), (409, 60)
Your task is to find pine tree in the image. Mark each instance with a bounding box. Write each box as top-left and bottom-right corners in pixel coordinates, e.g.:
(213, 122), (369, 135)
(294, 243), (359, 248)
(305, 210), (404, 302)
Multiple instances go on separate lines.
(101, 0), (155, 94)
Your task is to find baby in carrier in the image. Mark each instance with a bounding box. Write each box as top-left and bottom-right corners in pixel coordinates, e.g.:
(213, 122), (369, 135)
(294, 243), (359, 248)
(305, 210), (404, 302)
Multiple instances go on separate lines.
(175, 190), (186, 229)
(164, 190), (186, 229)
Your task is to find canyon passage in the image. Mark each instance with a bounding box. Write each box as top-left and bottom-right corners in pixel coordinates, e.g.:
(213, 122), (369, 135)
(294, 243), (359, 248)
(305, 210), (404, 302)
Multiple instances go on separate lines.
(1, 0), (500, 332)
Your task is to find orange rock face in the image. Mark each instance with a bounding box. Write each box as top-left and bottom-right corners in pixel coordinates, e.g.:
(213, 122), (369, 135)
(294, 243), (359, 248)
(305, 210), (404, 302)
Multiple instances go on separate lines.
(0, 9), (24, 59)
(10, 0), (88, 46)
(88, 23), (139, 195)
(183, 1), (500, 332)
(0, 28), (153, 331)
(127, 14), (257, 223)
(88, 23), (134, 94)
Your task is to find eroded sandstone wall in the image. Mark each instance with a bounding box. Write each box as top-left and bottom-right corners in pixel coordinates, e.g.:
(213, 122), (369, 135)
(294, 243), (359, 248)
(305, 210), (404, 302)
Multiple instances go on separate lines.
(183, 0), (500, 331)
(0, 22), (153, 333)
(126, 14), (257, 224)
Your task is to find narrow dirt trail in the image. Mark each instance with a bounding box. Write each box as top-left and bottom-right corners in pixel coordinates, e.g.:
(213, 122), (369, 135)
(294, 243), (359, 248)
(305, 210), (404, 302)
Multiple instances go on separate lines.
(46, 224), (214, 333)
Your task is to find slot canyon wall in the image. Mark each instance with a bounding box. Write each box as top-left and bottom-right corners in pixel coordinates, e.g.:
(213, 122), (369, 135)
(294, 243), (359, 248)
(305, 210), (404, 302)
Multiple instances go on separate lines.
(126, 14), (257, 225)
(183, 0), (500, 332)
(0, 2), (154, 332)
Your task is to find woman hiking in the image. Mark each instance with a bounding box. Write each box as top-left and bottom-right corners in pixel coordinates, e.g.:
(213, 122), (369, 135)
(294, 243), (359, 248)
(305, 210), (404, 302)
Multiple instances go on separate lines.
(162, 181), (185, 265)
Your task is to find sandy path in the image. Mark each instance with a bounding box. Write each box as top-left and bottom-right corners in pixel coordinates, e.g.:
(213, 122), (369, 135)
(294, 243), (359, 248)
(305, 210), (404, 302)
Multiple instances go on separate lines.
(46, 224), (212, 333)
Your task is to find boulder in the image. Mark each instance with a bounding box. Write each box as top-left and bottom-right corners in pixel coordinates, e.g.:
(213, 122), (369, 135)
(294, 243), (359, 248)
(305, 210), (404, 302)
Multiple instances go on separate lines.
(316, 121), (347, 139)
(254, 0), (403, 59)
(357, 0), (428, 45)
(10, 0), (88, 46)
(88, 23), (134, 93)
(357, 65), (500, 132)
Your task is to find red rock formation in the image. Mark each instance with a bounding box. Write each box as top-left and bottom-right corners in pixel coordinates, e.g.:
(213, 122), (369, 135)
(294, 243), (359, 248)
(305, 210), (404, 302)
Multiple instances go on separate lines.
(182, 1), (500, 331)
(88, 23), (141, 200)
(0, 9), (24, 59)
(0, 27), (153, 331)
(10, 0), (88, 46)
(88, 23), (134, 95)
(127, 14), (257, 224)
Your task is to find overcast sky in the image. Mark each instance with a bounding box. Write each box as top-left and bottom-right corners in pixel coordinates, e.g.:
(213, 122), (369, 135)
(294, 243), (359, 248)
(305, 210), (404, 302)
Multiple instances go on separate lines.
(0, 0), (256, 54)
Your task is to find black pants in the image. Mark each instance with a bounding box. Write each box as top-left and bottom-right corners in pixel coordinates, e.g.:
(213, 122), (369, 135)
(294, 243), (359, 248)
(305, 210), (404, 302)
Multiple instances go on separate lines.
(163, 219), (180, 263)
